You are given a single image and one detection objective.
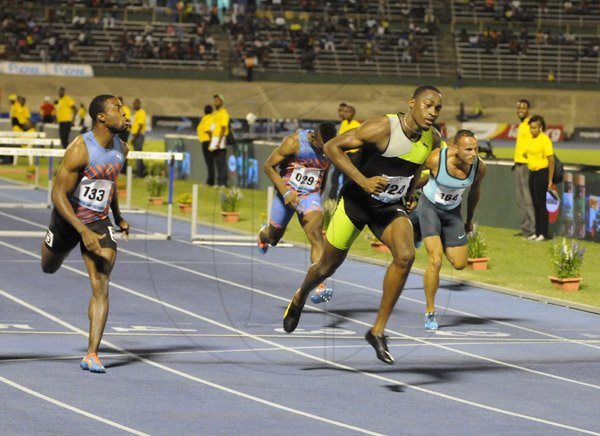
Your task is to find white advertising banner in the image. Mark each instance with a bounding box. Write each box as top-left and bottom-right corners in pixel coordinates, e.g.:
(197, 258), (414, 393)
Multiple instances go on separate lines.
(0, 62), (94, 77)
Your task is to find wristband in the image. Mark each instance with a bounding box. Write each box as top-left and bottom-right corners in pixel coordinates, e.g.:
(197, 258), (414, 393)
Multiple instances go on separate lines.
(283, 190), (292, 199)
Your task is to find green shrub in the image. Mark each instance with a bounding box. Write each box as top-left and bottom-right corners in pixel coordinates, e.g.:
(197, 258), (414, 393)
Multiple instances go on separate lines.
(468, 223), (487, 258)
(550, 238), (585, 279)
(220, 187), (243, 212)
(144, 175), (167, 197)
(176, 192), (193, 204)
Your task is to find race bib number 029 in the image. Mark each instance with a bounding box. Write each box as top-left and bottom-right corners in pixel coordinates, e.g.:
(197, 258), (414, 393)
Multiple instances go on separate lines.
(372, 175), (413, 204)
(289, 167), (321, 192)
(73, 178), (113, 212)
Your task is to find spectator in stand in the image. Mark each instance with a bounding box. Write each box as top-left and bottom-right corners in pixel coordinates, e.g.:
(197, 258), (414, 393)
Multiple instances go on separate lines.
(131, 98), (147, 177)
(56, 87), (76, 149)
(39, 96), (55, 124)
(209, 94), (230, 187)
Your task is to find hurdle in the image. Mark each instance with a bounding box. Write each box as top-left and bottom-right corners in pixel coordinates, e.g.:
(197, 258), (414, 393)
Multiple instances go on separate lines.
(190, 184), (293, 247)
(0, 131), (47, 138)
(0, 147), (183, 240)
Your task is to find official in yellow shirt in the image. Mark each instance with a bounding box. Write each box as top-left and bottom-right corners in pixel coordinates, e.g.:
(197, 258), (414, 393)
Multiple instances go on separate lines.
(131, 98), (147, 177)
(525, 114), (555, 242)
(210, 94), (230, 187)
(16, 96), (34, 132)
(513, 98), (535, 238)
(9, 94), (23, 132)
(197, 105), (217, 186)
(117, 97), (131, 143)
(56, 87), (76, 148)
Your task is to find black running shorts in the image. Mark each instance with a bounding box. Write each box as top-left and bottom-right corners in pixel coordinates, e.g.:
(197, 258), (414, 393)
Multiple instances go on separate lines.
(44, 209), (117, 254)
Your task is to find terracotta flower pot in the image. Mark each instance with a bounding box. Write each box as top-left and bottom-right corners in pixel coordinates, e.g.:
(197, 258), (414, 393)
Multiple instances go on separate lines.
(371, 241), (390, 253)
(467, 257), (490, 270)
(222, 211), (240, 223)
(149, 197), (164, 206)
(178, 203), (192, 213)
(548, 276), (581, 292)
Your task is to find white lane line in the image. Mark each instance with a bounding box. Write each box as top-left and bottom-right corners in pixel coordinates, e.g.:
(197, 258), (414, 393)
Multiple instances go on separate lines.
(1, 243), (599, 434)
(114, 245), (600, 391)
(2, 339), (600, 366)
(0, 287), (382, 436)
(180, 238), (600, 351)
(0, 376), (148, 435)
(1, 330), (599, 344)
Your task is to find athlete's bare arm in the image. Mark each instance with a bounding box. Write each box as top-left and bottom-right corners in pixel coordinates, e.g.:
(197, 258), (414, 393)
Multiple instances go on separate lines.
(324, 117), (390, 195)
(263, 133), (300, 206)
(465, 159), (487, 232)
(111, 140), (130, 237)
(51, 137), (106, 256)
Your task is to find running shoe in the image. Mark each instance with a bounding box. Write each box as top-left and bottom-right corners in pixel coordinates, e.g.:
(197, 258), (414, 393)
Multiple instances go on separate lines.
(257, 224), (269, 254)
(283, 299), (303, 333)
(424, 312), (439, 331)
(310, 283), (333, 304)
(365, 330), (394, 364)
(80, 353), (106, 373)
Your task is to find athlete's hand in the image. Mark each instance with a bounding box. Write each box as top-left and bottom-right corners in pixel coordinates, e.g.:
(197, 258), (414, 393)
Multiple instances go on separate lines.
(361, 176), (389, 195)
(405, 196), (417, 212)
(81, 228), (106, 257)
(464, 221), (473, 234)
(283, 190), (299, 208)
(116, 218), (130, 241)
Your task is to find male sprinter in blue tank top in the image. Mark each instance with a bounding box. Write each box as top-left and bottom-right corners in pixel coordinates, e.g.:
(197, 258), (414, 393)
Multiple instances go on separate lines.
(258, 123), (337, 303)
(411, 129), (486, 331)
(41, 95), (130, 373)
(283, 85), (443, 364)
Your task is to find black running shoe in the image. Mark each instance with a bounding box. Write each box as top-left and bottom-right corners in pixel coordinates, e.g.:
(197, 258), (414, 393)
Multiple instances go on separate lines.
(365, 330), (395, 364)
(283, 300), (303, 333)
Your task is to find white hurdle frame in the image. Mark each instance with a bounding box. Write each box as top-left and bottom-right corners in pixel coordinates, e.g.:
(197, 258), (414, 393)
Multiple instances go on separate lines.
(190, 184), (293, 247)
(0, 148), (183, 240)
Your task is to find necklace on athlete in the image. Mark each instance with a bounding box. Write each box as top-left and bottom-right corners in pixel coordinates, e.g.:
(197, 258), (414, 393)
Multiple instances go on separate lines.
(402, 114), (421, 137)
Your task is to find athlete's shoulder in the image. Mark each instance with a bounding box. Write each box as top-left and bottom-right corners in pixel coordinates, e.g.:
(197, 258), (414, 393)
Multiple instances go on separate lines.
(430, 126), (442, 148)
(117, 137), (130, 156)
(64, 135), (89, 168)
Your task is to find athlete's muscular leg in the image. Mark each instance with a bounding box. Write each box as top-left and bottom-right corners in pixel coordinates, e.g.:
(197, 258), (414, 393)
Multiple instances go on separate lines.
(423, 235), (444, 314)
(444, 245), (468, 270)
(82, 247), (116, 355)
(41, 242), (70, 274)
(291, 239), (347, 307)
(372, 217), (415, 336)
(299, 211), (324, 263)
(259, 225), (285, 246)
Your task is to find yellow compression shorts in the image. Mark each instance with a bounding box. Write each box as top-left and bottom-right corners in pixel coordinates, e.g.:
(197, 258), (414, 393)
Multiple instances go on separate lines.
(325, 197), (362, 251)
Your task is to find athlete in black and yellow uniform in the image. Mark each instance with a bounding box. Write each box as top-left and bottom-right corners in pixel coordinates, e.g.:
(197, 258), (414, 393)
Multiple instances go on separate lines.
(283, 85), (443, 364)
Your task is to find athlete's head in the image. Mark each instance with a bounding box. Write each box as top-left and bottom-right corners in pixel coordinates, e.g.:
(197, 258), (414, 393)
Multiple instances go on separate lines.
(517, 99), (530, 121)
(314, 122), (337, 147)
(89, 94), (127, 133)
(407, 85), (442, 130)
(337, 102), (347, 119)
(528, 114), (545, 138)
(204, 105), (213, 115)
(453, 129), (478, 165)
(213, 94), (224, 109)
(343, 105), (356, 121)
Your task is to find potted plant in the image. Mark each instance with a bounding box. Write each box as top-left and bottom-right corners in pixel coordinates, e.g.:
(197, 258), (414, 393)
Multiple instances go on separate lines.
(220, 187), (243, 222)
(144, 175), (167, 206)
(176, 192), (193, 213)
(26, 165), (36, 180)
(548, 239), (585, 292)
(365, 229), (390, 253)
(467, 223), (489, 270)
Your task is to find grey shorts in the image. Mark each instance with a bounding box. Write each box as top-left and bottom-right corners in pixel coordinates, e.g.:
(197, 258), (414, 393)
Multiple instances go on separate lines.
(411, 196), (467, 247)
